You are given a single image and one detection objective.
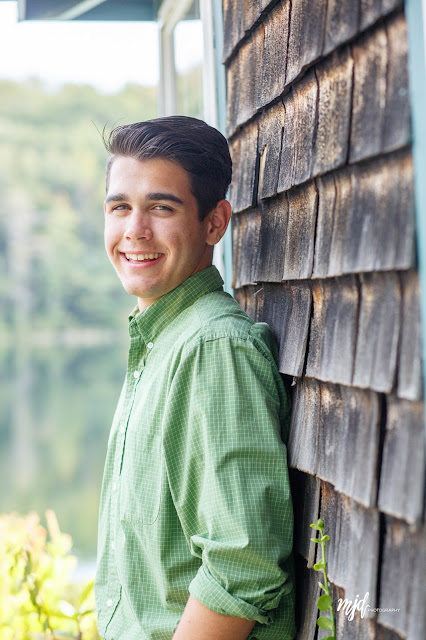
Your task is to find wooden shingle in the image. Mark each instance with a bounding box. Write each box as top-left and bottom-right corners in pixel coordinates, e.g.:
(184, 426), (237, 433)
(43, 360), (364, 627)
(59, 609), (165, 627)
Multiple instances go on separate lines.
(278, 71), (318, 192)
(360, 0), (403, 31)
(306, 276), (359, 385)
(255, 195), (288, 282)
(383, 13), (411, 153)
(320, 484), (379, 607)
(222, 0), (244, 62)
(378, 397), (425, 525)
(226, 32), (264, 135)
(257, 103), (285, 201)
(290, 469), (320, 566)
(294, 555), (322, 640)
(288, 378), (320, 474)
(317, 383), (380, 508)
(324, 0), (360, 55)
(378, 517), (426, 638)
(232, 209), (261, 288)
(312, 173), (336, 279)
(349, 26), (387, 163)
(286, 0), (327, 84)
(243, 0), (261, 34)
(313, 47), (354, 176)
(283, 182), (318, 280)
(228, 121), (259, 213)
(332, 153), (415, 275)
(335, 610), (376, 640)
(262, 282), (312, 377)
(398, 270), (423, 401)
(257, 1), (290, 108)
(327, 167), (352, 277)
(352, 273), (401, 393)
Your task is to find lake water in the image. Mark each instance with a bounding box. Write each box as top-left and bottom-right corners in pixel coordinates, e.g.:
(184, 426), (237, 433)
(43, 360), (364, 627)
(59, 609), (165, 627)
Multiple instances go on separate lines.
(0, 340), (128, 563)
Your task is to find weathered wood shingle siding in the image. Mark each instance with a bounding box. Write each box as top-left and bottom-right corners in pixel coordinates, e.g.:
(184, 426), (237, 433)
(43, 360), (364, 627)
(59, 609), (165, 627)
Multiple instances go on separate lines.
(224, 0), (425, 638)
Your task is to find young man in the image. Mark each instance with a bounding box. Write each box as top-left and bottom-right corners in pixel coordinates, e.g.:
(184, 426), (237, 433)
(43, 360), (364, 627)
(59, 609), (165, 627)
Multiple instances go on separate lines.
(95, 116), (295, 640)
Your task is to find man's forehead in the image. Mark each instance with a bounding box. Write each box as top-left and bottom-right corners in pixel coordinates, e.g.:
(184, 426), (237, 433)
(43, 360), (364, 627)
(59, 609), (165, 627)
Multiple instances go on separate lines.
(106, 156), (193, 202)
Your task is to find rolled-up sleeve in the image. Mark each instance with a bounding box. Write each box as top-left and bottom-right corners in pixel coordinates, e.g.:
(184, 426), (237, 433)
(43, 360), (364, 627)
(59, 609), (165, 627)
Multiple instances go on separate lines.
(163, 333), (294, 624)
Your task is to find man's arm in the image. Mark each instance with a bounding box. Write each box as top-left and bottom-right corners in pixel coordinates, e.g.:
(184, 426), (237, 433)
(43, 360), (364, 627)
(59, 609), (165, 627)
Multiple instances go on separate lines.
(173, 595), (256, 640)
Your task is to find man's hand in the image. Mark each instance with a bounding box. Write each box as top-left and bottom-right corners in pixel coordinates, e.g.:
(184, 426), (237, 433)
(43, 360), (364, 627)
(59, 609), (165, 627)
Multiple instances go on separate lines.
(172, 595), (256, 640)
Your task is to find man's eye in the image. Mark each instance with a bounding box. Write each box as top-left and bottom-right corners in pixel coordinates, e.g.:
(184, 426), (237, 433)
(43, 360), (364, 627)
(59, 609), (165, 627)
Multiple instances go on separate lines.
(112, 204), (129, 211)
(153, 205), (173, 212)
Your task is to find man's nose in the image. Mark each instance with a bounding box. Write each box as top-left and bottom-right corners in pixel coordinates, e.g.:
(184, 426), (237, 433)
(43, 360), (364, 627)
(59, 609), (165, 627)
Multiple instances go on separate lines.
(125, 211), (153, 241)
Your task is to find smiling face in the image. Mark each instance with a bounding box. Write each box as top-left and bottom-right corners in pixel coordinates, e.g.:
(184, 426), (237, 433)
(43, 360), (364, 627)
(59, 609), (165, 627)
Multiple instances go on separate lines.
(104, 156), (228, 311)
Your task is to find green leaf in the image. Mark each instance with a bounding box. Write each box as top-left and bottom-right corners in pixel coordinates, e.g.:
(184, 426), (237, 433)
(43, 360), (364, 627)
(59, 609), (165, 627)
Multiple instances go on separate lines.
(321, 636), (335, 640)
(317, 519), (325, 529)
(313, 561), (326, 571)
(78, 579), (94, 609)
(317, 615), (333, 630)
(317, 594), (333, 610)
(310, 537), (321, 543)
(321, 534), (330, 542)
(318, 581), (327, 592)
(310, 523), (321, 531)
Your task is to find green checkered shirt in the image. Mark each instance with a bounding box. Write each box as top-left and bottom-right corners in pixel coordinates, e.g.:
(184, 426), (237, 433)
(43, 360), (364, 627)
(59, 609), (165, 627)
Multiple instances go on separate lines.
(95, 266), (295, 640)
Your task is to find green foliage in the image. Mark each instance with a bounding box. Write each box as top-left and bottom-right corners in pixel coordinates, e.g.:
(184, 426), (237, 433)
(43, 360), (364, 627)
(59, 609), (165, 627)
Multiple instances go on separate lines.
(0, 78), (158, 338)
(0, 510), (100, 640)
(310, 519), (336, 640)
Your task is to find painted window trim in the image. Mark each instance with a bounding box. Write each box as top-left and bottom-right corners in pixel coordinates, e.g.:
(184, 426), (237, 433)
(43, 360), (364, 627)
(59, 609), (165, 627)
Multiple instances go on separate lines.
(406, 0), (426, 425)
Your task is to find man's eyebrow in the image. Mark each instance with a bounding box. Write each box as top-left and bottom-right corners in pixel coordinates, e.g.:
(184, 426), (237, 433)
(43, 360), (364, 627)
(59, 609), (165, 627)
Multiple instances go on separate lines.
(146, 192), (184, 205)
(105, 193), (128, 204)
(105, 192), (185, 206)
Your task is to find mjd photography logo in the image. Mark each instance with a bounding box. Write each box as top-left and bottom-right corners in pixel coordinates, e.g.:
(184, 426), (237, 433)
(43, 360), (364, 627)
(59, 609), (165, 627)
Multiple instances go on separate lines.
(337, 591), (401, 621)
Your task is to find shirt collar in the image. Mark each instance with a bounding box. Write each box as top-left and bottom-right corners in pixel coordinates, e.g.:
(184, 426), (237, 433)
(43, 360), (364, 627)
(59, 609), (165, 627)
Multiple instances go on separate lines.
(128, 266), (224, 343)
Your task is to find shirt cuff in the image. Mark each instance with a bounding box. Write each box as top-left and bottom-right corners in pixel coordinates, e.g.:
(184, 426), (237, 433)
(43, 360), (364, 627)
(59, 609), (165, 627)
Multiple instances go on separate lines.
(188, 564), (272, 624)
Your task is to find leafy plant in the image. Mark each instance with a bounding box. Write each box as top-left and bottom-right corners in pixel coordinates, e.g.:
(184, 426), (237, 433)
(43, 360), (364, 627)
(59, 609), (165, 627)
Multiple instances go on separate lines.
(310, 519), (336, 640)
(0, 510), (100, 640)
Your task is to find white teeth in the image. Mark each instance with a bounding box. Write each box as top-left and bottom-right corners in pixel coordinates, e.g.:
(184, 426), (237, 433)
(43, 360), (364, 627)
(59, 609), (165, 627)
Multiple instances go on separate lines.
(125, 253), (160, 261)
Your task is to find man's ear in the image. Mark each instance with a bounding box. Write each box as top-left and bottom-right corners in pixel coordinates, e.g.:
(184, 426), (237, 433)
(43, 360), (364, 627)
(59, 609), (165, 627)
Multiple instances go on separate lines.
(205, 200), (232, 246)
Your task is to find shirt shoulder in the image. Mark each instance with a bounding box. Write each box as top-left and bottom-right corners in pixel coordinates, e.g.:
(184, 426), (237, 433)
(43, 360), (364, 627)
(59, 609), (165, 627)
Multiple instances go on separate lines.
(188, 290), (279, 364)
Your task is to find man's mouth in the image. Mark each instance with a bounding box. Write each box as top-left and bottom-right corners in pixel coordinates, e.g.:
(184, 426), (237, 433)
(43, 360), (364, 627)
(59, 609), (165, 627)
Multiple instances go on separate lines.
(124, 252), (163, 262)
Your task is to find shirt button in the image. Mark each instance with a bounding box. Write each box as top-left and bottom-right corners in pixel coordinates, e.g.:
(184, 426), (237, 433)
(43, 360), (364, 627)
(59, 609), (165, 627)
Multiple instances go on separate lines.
(147, 342), (154, 349)
(133, 371), (139, 378)
(107, 598), (113, 607)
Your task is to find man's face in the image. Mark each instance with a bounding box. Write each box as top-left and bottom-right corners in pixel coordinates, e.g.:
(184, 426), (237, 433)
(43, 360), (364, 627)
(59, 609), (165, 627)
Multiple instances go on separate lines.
(104, 156), (213, 310)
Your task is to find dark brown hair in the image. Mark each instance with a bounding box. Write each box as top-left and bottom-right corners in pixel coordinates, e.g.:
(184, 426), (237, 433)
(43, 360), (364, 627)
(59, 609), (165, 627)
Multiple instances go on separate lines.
(104, 116), (232, 220)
